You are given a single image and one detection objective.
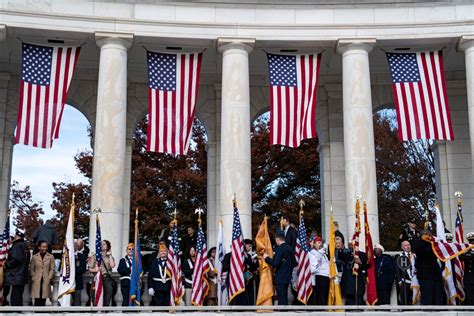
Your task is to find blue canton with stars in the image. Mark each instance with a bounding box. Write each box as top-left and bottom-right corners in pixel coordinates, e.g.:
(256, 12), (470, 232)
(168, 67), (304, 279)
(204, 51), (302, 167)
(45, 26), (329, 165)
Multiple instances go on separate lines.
(95, 218), (102, 266)
(170, 222), (180, 254)
(232, 207), (242, 241)
(386, 53), (421, 84)
(147, 51), (177, 91)
(21, 43), (53, 86)
(455, 204), (463, 228)
(267, 53), (297, 87)
(297, 217), (310, 252)
(196, 224), (206, 253)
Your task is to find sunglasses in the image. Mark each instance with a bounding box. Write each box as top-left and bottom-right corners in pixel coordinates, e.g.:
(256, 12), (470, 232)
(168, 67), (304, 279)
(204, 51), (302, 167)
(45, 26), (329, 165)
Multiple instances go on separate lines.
(128, 248), (134, 251)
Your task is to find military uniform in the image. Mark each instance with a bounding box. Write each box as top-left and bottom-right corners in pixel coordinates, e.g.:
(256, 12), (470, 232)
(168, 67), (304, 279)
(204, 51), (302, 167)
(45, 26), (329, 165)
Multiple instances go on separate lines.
(398, 228), (420, 247)
(147, 257), (171, 306)
(460, 233), (474, 305)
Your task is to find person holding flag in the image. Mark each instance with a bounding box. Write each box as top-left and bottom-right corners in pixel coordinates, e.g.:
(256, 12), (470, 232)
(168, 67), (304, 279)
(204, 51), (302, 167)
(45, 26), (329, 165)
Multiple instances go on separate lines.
(118, 244), (135, 306)
(167, 212), (184, 306)
(148, 242), (171, 306)
(255, 216), (273, 307)
(58, 195), (76, 306)
(327, 209), (343, 308)
(129, 209), (143, 306)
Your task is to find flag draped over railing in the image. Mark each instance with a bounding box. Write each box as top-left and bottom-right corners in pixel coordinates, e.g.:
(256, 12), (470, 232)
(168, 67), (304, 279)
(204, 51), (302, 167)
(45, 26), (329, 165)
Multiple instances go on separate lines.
(15, 43), (81, 148)
(351, 199), (361, 276)
(146, 51), (203, 155)
(255, 216), (273, 306)
(385, 50), (454, 141)
(129, 211), (143, 306)
(327, 211), (343, 308)
(191, 220), (209, 306)
(167, 220), (184, 306)
(266, 53), (322, 148)
(229, 201), (245, 303)
(58, 197), (76, 306)
(94, 215), (104, 307)
(295, 211), (312, 304)
(363, 201), (377, 305)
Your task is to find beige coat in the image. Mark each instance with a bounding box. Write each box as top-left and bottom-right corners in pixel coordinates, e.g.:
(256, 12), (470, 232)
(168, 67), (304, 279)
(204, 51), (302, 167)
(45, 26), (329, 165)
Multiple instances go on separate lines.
(30, 253), (55, 299)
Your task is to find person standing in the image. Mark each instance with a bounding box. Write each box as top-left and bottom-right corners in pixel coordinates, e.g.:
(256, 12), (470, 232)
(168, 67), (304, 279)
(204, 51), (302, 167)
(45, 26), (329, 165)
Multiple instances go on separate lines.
(460, 232), (474, 305)
(263, 232), (294, 305)
(32, 220), (58, 254)
(398, 218), (420, 247)
(340, 240), (368, 305)
(374, 244), (395, 305)
(280, 216), (297, 250)
(310, 236), (330, 305)
(334, 222), (345, 246)
(4, 228), (29, 306)
(413, 230), (443, 305)
(88, 240), (116, 306)
(182, 245), (196, 306)
(147, 243), (171, 306)
(244, 239), (259, 306)
(117, 243), (134, 306)
(182, 227), (196, 253)
(205, 247), (218, 306)
(73, 240), (87, 306)
(30, 241), (55, 306)
(394, 240), (415, 305)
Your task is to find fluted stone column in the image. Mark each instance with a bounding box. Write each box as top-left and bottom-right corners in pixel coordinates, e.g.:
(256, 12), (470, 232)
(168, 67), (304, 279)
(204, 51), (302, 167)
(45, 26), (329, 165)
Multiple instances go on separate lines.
(0, 72), (13, 230)
(337, 39), (379, 246)
(458, 36), (474, 176)
(90, 32), (133, 259)
(206, 141), (217, 248)
(218, 38), (254, 249)
(122, 138), (133, 255)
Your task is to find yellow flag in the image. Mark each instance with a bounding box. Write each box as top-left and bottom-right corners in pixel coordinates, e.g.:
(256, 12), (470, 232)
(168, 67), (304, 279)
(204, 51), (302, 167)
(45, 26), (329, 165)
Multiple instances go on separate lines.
(255, 216), (273, 306)
(327, 212), (343, 309)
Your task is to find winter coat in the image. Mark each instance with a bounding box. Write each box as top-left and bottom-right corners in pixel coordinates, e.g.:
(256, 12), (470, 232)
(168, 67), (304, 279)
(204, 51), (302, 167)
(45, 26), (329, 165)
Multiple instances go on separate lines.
(30, 253), (55, 299)
(32, 222), (58, 246)
(4, 238), (29, 285)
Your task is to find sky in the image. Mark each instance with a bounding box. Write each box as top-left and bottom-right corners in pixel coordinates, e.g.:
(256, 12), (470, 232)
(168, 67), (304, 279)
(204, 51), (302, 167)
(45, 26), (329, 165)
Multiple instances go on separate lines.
(11, 105), (91, 220)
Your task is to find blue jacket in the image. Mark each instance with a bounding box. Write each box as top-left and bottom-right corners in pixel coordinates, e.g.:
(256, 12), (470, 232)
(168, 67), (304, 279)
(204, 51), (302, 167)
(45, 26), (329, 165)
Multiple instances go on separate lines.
(265, 242), (295, 285)
(375, 254), (395, 290)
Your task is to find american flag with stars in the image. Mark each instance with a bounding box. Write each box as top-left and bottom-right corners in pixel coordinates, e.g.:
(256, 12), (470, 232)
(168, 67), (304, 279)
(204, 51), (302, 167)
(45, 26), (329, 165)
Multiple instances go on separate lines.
(267, 53), (321, 148)
(146, 51), (203, 155)
(295, 214), (312, 304)
(229, 206), (245, 302)
(191, 223), (210, 306)
(453, 198), (465, 301)
(0, 215), (9, 304)
(386, 51), (454, 141)
(94, 216), (104, 307)
(15, 43), (80, 148)
(167, 222), (184, 306)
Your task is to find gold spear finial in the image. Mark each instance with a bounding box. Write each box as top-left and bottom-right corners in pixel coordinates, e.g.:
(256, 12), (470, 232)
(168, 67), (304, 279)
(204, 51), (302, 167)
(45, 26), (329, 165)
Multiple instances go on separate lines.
(135, 208), (139, 222)
(299, 199), (305, 216)
(71, 193), (75, 207)
(171, 208), (178, 225)
(232, 194), (237, 208)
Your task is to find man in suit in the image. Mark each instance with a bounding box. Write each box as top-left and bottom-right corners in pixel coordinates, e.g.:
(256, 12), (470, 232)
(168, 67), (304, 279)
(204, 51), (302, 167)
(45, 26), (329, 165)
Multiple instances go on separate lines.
(394, 240), (414, 305)
(263, 232), (295, 305)
(281, 216), (297, 250)
(374, 243), (395, 305)
(340, 239), (368, 305)
(461, 232), (474, 305)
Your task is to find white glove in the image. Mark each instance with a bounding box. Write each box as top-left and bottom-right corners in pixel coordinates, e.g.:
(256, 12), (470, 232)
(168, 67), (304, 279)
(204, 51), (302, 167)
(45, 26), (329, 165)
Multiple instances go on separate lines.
(148, 288), (155, 296)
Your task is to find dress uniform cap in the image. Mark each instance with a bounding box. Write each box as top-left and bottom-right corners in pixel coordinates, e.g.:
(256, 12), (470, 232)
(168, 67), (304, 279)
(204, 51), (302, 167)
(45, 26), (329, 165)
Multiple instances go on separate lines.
(467, 232), (474, 241)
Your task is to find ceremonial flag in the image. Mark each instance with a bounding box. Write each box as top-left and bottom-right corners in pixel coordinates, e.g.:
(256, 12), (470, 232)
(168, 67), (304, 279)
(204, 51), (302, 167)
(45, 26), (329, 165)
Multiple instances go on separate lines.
(351, 199), (361, 276)
(191, 223), (210, 306)
(58, 200), (76, 306)
(295, 214), (312, 304)
(327, 211), (343, 308)
(410, 255), (421, 305)
(129, 215), (143, 306)
(386, 51), (454, 141)
(15, 43), (81, 148)
(267, 53), (322, 148)
(146, 51), (203, 155)
(93, 215), (103, 307)
(454, 195), (465, 301)
(435, 205), (456, 304)
(255, 216), (273, 306)
(216, 221), (227, 306)
(167, 221), (184, 306)
(0, 214), (10, 304)
(229, 205), (245, 302)
(363, 201), (377, 305)
(428, 236), (474, 262)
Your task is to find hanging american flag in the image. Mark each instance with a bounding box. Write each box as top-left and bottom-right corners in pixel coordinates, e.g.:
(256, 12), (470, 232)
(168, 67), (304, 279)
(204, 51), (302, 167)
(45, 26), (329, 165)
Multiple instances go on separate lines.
(229, 205), (245, 302)
(267, 53), (321, 148)
(453, 195), (465, 301)
(295, 214), (312, 304)
(94, 216), (104, 307)
(15, 43), (80, 148)
(167, 221), (184, 306)
(386, 51), (454, 141)
(191, 223), (210, 306)
(146, 51), (203, 155)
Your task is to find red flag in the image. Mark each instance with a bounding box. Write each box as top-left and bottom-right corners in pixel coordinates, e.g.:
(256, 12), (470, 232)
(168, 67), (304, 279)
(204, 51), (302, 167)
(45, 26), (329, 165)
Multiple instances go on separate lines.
(351, 199), (361, 276)
(363, 201), (377, 305)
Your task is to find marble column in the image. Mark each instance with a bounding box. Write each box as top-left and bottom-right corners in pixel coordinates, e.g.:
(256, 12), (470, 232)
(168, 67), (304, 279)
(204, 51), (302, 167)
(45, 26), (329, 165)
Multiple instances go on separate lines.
(337, 39), (379, 246)
(458, 36), (474, 176)
(206, 141), (217, 248)
(90, 33), (133, 259)
(218, 38), (254, 249)
(122, 138), (133, 255)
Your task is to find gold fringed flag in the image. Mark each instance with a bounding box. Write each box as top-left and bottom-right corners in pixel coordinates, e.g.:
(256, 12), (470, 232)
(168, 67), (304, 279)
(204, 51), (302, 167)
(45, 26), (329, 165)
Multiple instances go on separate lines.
(327, 210), (343, 309)
(351, 198), (361, 276)
(255, 216), (273, 306)
(364, 201), (378, 306)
